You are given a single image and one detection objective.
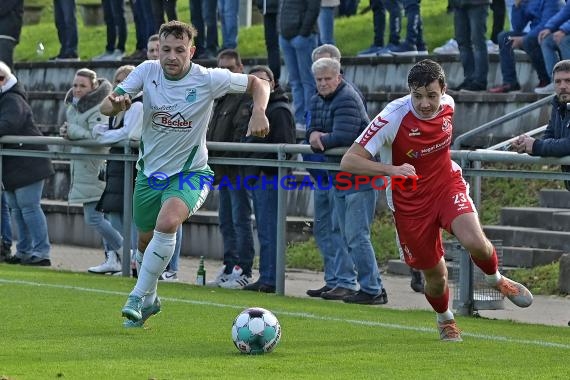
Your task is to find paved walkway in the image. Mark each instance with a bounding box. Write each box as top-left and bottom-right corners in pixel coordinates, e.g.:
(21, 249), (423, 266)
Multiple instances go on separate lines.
(40, 244), (570, 327)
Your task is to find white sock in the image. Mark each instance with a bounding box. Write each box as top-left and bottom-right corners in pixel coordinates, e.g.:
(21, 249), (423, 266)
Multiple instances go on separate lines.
(485, 271), (502, 286)
(135, 250), (157, 308)
(131, 230), (176, 298)
(135, 250), (143, 273)
(436, 309), (455, 323)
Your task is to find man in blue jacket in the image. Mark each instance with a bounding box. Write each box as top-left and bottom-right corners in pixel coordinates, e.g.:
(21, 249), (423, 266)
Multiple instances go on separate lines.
(511, 59), (570, 189)
(306, 57), (388, 304)
(489, 0), (564, 93)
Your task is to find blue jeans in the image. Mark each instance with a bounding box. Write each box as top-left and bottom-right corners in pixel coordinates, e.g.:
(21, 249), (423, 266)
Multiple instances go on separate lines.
(54, 0), (78, 56)
(1, 192), (13, 246)
(333, 188), (384, 295)
(263, 12), (281, 84)
(541, 34), (570, 81)
(4, 180), (50, 259)
(313, 188), (356, 290)
(279, 34), (318, 124)
(190, 0), (219, 55)
(219, 186), (255, 276)
(131, 0), (155, 50)
(401, 0), (424, 47)
(318, 6), (336, 45)
(370, 0), (387, 47)
(102, 0), (127, 52)
(251, 176), (278, 286)
(150, 0), (178, 32)
(454, 4), (489, 86)
(497, 31), (549, 85)
(218, 0), (239, 49)
(83, 201), (123, 252)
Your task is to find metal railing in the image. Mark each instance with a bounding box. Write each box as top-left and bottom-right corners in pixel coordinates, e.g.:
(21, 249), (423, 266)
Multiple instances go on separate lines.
(2, 136), (570, 298)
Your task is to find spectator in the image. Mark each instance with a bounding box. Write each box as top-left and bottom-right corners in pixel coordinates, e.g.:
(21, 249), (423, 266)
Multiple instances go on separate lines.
(0, 61), (55, 266)
(342, 59), (533, 340)
(123, 0), (155, 60)
(319, 0), (340, 45)
(307, 58), (388, 305)
(190, 0), (219, 59)
(241, 65), (297, 293)
(488, 0), (563, 94)
(1, 192), (12, 259)
(338, 0), (360, 17)
(206, 49), (256, 289)
(147, 34), (160, 60)
(490, 0), (506, 50)
(51, 0), (79, 61)
(449, 0), (491, 91)
(0, 0), (23, 70)
(150, 0), (178, 34)
(278, 0), (320, 129)
(255, 0), (281, 86)
(537, 1), (570, 94)
(93, 0), (127, 61)
(377, 0), (429, 56)
(219, 0), (239, 50)
(357, 0), (389, 56)
(511, 59), (570, 189)
(60, 68), (124, 274)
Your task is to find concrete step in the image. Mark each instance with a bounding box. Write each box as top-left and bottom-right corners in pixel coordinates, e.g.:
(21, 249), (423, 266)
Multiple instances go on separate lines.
(500, 246), (566, 268)
(500, 206), (570, 230)
(539, 189), (570, 208)
(483, 225), (570, 252)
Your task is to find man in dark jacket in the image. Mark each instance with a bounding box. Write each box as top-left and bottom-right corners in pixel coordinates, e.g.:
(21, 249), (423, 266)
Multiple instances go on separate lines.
(511, 59), (570, 189)
(306, 57), (388, 305)
(240, 65), (296, 293)
(0, 61), (55, 266)
(206, 49), (256, 289)
(278, 0), (320, 128)
(0, 0), (23, 69)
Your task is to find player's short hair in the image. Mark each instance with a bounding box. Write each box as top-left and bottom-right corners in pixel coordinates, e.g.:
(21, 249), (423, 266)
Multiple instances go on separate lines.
(75, 68), (98, 88)
(407, 59), (446, 91)
(159, 21), (197, 45)
(148, 34), (160, 43)
(311, 57), (341, 76)
(217, 49), (242, 66)
(114, 65), (135, 83)
(249, 65), (275, 83)
(552, 60), (570, 76)
(311, 44), (342, 62)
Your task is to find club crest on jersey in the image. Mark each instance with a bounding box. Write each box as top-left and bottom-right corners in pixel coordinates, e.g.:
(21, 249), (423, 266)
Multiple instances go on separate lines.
(442, 116), (452, 134)
(185, 88), (197, 103)
(408, 128), (421, 137)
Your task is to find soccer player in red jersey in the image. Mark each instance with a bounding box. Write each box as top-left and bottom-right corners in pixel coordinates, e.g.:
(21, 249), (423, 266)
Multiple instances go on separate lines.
(341, 59), (533, 341)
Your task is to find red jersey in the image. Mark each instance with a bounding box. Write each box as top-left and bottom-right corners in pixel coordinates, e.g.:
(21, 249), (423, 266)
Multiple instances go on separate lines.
(356, 94), (461, 217)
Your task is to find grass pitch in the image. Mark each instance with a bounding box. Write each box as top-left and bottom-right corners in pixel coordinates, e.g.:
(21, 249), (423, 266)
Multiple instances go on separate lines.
(0, 265), (568, 380)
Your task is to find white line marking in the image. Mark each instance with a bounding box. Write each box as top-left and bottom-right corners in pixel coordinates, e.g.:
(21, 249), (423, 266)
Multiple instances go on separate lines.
(1, 278), (568, 349)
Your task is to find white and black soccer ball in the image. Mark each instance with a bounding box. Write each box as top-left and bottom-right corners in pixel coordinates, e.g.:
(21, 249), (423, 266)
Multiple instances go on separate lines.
(231, 307), (281, 354)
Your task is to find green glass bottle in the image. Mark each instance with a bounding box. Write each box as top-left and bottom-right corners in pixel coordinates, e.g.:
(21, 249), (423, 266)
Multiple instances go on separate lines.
(196, 256), (206, 286)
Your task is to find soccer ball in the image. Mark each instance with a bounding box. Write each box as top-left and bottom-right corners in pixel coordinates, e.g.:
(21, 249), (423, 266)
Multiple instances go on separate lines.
(231, 307), (281, 354)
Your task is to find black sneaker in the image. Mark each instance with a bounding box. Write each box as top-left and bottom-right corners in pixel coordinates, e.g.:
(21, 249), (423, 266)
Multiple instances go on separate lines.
(410, 269), (424, 293)
(243, 281), (275, 293)
(21, 255), (51, 267)
(343, 289), (388, 305)
(321, 287), (357, 300)
(461, 81), (487, 92)
(5, 255), (24, 264)
(306, 285), (332, 297)
(451, 80), (471, 91)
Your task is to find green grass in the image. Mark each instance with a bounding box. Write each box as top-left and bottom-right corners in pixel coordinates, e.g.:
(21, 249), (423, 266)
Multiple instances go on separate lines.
(0, 265), (569, 379)
(17, 0), (456, 62)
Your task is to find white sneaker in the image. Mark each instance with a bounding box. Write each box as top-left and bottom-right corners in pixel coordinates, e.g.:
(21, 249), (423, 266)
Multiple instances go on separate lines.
(206, 265), (230, 287)
(433, 39), (459, 55)
(88, 251), (121, 274)
(110, 49), (124, 60)
(158, 270), (178, 282)
(486, 40), (499, 54)
(92, 50), (114, 61)
(534, 82), (555, 94)
(220, 265), (251, 289)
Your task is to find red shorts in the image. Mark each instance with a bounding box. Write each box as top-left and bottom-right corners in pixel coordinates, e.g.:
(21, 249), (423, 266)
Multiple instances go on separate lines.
(393, 178), (476, 270)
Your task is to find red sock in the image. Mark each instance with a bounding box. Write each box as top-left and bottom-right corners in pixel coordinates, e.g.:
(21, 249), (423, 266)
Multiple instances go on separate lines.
(471, 247), (499, 275)
(425, 286), (449, 313)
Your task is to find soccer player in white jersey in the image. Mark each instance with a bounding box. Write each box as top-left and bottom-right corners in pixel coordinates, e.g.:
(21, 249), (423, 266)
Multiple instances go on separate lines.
(340, 59), (533, 341)
(100, 21), (270, 327)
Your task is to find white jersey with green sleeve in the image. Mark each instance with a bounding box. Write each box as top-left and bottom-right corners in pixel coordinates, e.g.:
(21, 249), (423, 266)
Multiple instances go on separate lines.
(116, 60), (249, 177)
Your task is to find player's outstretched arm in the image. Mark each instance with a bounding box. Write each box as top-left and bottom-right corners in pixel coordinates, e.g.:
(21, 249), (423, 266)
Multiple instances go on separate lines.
(245, 75), (270, 137)
(341, 143), (417, 177)
(100, 92), (132, 117)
